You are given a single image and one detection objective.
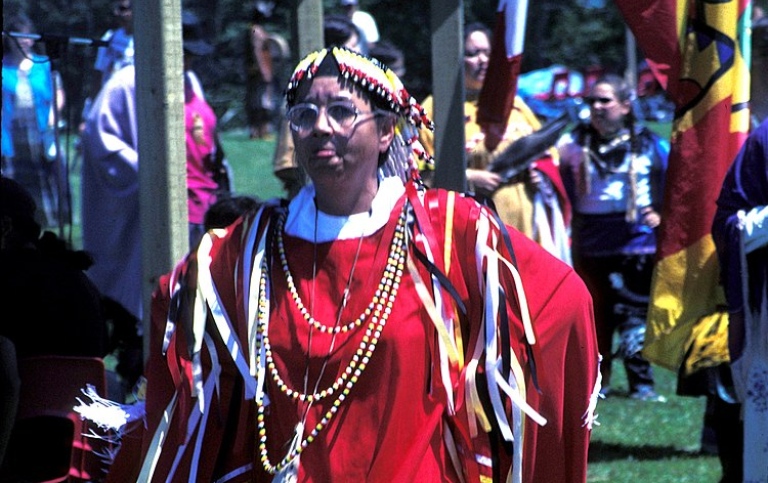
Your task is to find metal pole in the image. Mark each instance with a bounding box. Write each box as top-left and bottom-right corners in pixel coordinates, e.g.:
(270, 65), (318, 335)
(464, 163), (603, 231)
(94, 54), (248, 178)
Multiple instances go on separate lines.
(293, 0), (324, 60)
(134, 0), (188, 359)
(431, 0), (466, 192)
(1, 31), (108, 47)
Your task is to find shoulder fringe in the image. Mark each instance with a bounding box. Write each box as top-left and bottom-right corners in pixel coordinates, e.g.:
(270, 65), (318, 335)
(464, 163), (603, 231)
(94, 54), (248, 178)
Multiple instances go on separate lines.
(406, 188), (548, 483)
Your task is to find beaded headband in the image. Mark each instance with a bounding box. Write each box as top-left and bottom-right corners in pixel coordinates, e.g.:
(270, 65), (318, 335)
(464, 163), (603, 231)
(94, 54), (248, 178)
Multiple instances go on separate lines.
(285, 47), (435, 178)
(286, 47), (432, 128)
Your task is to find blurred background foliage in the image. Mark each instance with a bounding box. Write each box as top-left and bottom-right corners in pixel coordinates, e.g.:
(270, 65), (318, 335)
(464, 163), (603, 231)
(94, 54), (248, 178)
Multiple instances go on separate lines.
(3, 0), (629, 130)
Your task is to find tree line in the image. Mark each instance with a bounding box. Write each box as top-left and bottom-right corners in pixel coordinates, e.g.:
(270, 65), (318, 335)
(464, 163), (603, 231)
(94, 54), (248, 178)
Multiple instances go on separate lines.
(3, 0), (629, 130)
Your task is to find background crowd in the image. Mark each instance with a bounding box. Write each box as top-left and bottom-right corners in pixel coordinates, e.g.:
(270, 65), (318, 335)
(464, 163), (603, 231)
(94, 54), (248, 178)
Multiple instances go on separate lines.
(1, 0), (767, 482)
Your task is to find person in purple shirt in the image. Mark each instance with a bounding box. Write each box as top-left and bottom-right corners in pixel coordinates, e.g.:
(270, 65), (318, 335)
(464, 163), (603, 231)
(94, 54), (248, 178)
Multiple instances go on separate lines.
(80, 64), (141, 322)
(558, 74), (669, 402)
(712, 118), (768, 483)
(81, 12), (223, 323)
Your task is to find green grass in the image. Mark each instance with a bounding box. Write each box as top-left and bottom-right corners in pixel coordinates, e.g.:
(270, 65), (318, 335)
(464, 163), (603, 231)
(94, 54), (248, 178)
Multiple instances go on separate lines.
(587, 362), (720, 482)
(219, 129), (283, 201)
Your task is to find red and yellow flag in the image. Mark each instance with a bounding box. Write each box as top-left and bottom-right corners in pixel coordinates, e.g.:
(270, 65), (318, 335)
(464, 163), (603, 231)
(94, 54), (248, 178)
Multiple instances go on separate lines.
(615, 0), (752, 371)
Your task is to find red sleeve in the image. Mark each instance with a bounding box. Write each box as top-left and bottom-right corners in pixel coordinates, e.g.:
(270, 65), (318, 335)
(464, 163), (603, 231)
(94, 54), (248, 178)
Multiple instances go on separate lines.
(107, 215), (260, 482)
(510, 229), (598, 483)
(429, 191), (597, 482)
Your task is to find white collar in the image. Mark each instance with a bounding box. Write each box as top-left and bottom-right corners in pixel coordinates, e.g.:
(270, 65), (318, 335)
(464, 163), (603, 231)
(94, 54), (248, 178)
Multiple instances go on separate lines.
(284, 177), (405, 242)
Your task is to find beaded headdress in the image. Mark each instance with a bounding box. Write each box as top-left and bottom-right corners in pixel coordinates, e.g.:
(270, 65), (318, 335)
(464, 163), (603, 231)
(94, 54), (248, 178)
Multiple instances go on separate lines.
(285, 47), (434, 181)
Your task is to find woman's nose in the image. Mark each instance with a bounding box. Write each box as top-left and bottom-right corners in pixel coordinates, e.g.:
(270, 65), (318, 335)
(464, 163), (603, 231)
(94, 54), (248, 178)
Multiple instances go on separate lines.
(312, 107), (334, 134)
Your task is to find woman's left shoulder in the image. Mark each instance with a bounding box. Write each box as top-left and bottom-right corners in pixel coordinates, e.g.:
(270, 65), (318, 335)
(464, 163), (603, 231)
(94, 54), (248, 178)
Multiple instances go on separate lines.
(422, 188), (487, 224)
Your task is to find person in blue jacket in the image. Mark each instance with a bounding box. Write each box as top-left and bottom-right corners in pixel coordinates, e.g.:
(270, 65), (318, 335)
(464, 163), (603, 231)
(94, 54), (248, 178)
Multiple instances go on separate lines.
(2, 13), (64, 229)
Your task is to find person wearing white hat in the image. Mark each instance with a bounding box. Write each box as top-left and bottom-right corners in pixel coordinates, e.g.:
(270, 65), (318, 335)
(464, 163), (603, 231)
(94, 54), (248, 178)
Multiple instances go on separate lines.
(340, 0), (379, 55)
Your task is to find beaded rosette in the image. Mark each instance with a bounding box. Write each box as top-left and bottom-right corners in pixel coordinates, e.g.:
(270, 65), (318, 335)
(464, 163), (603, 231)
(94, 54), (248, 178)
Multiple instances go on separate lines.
(285, 47), (435, 180)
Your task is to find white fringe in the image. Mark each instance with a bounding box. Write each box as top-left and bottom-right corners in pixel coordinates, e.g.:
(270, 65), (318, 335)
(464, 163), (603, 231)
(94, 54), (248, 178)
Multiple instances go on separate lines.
(74, 384), (146, 432)
(582, 355), (602, 429)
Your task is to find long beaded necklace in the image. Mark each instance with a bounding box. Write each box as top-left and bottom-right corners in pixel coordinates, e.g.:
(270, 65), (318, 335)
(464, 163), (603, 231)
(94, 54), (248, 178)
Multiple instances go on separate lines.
(299, 205), (366, 408)
(255, 204), (408, 476)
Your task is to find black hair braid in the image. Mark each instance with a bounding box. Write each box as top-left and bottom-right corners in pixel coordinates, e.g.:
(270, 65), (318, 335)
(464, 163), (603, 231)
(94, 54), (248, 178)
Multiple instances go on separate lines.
(625, 85), (639, 222)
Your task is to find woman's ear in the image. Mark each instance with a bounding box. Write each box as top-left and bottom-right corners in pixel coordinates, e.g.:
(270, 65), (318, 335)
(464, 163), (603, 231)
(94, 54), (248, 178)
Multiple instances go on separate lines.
(378, 116), (396, 154)
(620, 99), (632, 116)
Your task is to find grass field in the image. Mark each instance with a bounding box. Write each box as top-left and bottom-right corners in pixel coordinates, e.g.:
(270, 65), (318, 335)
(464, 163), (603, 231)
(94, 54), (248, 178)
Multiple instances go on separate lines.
(587, 364), (720, 482)
(64, 128), (724, 481)
(219, 129), (284, 202)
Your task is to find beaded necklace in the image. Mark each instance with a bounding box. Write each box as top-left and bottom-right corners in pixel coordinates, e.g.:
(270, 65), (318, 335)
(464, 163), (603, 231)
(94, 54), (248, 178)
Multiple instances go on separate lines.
(277, 209), (405, 335)
(255, 204), (408, 476)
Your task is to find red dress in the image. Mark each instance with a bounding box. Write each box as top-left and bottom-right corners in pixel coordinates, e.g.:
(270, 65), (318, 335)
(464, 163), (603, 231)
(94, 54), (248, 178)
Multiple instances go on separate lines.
(106, 180), (599, 483)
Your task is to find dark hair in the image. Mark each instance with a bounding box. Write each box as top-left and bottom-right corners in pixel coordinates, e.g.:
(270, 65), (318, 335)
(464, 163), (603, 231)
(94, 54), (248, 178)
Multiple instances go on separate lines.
(592, 73), (635, 103)
(203, 195), (262, 231)
(589, 74), (640, 158)
(464, 22), (491, 44)
(3, 12), (33, 32)
(370, 40), (405, 75)
(323, 14), (361, 48)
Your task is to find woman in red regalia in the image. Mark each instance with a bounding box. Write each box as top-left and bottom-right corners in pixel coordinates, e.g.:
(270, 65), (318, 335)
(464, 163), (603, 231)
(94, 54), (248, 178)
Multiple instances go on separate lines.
(104, 47), (600, 483)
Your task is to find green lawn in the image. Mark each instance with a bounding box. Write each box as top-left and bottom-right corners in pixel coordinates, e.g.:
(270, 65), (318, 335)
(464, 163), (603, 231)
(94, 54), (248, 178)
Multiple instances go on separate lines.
(219, 129), (283, 202)
(587, 363), (720, 482)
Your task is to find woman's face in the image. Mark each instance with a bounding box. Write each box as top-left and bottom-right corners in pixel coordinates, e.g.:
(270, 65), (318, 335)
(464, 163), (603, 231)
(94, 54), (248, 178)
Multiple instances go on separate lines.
(588, 82), (631, 137)
(114, 0), (133, 33)
(6, 25), (34, 58)
(291, 76), (393, 191)
(464, 30), (490, 92)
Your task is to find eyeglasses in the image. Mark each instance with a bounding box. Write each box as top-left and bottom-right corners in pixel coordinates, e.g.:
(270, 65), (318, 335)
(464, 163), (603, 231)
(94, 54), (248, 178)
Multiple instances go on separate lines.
(286, 101), (378, 135)
(584, 96), (615, 106)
